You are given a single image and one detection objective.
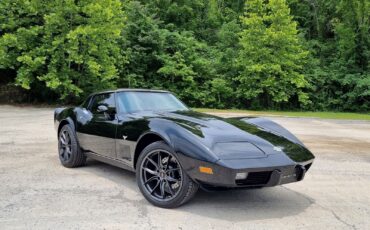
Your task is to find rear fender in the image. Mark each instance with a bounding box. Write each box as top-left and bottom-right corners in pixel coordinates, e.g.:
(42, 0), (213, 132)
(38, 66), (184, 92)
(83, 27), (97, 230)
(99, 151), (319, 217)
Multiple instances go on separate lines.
(57, 117), (76, 136)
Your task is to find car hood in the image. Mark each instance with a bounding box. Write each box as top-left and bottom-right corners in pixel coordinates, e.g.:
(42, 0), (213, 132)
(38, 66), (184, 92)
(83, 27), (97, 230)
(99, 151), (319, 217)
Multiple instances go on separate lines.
(154, 110), (314, 163)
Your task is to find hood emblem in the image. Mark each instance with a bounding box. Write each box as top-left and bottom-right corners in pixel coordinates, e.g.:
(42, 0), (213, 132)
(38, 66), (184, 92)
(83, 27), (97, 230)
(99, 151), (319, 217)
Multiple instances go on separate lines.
(122, 135), (127, 140)
(273, 146), (283, 152)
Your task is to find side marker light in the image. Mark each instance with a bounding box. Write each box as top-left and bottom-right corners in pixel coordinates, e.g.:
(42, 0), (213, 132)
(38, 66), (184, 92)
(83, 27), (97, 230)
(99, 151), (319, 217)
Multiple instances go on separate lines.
(199, 166), (213, 174)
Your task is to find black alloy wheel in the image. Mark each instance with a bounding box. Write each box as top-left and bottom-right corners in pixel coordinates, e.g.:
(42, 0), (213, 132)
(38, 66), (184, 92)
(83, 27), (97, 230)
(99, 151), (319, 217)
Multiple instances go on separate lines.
(58, 125), (86, 168)
(141, 150), (183, 201)
(136, 141), (198, 208)
(59, 129), (72, 162)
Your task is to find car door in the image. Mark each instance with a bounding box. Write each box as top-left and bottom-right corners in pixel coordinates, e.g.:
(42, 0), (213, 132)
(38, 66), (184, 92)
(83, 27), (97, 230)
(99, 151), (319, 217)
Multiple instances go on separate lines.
(114, 92), (151, 166)
(77, 92), (117, 158)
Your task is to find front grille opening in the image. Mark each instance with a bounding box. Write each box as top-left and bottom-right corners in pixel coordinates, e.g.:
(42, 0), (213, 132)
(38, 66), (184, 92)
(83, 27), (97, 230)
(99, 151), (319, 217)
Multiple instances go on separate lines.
(236, 171), (272, 186)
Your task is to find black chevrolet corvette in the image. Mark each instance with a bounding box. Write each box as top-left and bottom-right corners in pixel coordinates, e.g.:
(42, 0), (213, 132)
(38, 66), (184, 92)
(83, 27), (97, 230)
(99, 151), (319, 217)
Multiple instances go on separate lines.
(54, 89), (314, 208)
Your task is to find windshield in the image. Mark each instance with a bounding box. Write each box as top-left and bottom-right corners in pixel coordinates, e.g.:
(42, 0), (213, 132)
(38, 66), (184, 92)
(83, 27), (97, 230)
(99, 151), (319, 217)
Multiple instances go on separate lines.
(117, 91), (188, 113)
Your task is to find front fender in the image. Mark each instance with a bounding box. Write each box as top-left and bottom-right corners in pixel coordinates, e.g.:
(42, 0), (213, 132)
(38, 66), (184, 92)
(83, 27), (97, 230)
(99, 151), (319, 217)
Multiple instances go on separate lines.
(241, 117), (304, 146)
(147, 118), (219, 164)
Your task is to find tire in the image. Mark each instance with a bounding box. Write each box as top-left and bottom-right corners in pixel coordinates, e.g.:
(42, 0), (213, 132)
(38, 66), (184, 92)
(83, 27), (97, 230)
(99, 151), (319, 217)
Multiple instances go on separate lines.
(58, 124), (86, 168)
(136, 141), (199, 208)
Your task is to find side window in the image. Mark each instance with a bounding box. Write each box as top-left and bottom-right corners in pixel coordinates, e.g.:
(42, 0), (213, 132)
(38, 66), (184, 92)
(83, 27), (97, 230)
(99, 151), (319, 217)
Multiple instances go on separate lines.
(89, 93), (116, 114)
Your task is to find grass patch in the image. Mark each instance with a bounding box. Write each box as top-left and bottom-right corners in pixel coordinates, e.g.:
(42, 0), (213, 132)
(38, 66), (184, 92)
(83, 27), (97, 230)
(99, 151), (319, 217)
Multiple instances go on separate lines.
(194, 108), (370, 120)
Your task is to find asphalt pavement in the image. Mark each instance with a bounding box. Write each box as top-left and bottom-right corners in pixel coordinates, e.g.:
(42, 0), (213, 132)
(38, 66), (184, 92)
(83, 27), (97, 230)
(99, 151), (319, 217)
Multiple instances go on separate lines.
(0, 105), (369, 229)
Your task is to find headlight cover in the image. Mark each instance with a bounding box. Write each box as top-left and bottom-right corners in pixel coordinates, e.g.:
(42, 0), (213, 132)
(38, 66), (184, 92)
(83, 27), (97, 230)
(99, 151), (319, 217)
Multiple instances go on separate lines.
(212, 142), (266, 160)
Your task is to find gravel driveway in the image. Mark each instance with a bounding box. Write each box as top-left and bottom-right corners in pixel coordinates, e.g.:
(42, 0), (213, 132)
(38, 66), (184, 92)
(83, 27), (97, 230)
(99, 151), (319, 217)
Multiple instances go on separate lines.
(0, 105), (369, 229)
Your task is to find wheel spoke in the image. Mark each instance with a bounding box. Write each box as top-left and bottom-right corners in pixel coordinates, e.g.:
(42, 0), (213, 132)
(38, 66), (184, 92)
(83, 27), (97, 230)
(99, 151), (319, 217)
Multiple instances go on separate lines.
(160, 180), (165, 198)
(166, 180), (175, 196)
(64, 145), (72, 160)
(166, 175), (178, 183)
(144, 176), (159, 185)
(60, 133), (66, 145)
(166, 167), (179, 173)
(164, 155), (171, 170)
(157, 152), (163, 168)
(60, 147), (65, 157)
(67, 147), (72, 156)
(147, 157), (159, 170)
(65, 132), (70, 144)
(150, 180), (160, 195)
(143, 167), (158, 176)
(63, 150), (68, 161)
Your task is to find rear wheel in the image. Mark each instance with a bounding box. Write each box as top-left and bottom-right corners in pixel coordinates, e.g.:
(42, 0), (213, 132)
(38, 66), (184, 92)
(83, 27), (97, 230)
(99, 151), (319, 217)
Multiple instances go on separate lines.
(58, 124), (86, 168)
(136, 141), (198, 208)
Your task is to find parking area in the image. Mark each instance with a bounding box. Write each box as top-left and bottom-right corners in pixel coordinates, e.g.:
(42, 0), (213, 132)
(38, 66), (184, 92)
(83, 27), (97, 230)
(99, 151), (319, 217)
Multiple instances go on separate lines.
(0, 105), (369, 229)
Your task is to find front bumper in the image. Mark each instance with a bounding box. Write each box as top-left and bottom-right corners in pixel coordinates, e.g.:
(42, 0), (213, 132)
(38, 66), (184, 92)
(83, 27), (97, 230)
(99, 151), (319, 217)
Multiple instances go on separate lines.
(178, 153), (313, 188)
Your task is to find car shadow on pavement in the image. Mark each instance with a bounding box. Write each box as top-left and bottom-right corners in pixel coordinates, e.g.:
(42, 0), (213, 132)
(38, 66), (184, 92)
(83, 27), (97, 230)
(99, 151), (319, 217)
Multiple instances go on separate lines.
(82, 159), (138, 191)
(180, 187), (314, 222)
(82, 159), (314, 222)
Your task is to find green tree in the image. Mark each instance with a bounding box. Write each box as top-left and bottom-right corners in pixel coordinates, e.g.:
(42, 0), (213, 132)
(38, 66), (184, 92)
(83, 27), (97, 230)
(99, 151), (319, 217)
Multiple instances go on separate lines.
(209, 78), (233, 107)
(287, 0), (369, 111)
(236, 0), (309, 107)
(120, 1), (215, 107)
(1, 0), (368, 111)
(330, 0), (370, 110)
(0, 0), (124, 100)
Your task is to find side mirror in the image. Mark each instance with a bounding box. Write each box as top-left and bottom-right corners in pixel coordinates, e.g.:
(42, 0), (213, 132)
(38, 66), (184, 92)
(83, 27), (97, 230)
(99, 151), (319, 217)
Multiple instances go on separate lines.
(97, 105), (108, 113)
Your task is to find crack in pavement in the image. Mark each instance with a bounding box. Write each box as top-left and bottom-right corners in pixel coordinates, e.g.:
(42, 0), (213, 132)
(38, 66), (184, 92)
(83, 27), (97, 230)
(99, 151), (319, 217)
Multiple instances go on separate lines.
(315, 202), (358, 230)
(330, 210), (357, 230)
(282, 186), (357, 229)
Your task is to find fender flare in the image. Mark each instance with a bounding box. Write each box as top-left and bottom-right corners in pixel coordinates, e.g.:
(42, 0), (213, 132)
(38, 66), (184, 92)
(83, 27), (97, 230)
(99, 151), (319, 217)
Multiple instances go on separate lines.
(57, 117), (76, 135)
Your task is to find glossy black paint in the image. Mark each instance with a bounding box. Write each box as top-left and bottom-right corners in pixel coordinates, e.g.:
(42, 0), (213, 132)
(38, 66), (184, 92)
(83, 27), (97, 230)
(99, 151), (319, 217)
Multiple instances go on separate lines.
(54, 89), (315, 188)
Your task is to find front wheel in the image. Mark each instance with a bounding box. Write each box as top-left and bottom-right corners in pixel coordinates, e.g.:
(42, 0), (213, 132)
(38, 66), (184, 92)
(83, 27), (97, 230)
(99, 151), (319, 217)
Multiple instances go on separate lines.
(136, 141), (198, 208)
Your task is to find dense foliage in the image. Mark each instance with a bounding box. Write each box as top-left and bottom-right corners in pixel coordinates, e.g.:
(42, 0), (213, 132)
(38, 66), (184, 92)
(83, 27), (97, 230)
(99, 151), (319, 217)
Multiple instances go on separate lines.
(0, 0), (369, 111)
(0, 0), (124, 99)
(237, 0), (309, 107)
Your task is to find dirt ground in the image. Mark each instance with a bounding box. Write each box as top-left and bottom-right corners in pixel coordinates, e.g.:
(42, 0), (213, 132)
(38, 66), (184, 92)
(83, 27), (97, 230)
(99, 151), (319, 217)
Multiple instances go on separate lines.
(0, 105), (369, 229)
